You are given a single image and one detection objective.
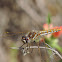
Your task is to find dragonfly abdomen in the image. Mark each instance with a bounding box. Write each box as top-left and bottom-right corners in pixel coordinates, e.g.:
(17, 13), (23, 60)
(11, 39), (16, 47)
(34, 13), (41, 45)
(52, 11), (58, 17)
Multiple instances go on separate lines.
(39, 29), (61, 36)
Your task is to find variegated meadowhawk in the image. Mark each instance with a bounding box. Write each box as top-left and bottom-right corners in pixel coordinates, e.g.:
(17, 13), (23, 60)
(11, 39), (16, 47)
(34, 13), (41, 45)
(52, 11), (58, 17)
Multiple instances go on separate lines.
(2, 28), (62, 61)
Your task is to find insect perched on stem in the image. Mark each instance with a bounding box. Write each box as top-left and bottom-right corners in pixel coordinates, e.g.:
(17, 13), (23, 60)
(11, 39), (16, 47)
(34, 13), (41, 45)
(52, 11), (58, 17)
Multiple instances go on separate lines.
(5, 28), (61, 56)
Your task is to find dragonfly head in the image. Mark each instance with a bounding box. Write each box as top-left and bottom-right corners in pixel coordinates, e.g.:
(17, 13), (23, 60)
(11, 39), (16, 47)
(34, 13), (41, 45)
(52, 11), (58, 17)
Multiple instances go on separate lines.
(22, 36), (29, 44)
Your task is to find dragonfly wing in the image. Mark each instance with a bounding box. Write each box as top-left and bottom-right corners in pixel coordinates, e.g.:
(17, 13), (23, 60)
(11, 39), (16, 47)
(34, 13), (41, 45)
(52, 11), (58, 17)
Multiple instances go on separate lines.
(34, 35), (51, 62)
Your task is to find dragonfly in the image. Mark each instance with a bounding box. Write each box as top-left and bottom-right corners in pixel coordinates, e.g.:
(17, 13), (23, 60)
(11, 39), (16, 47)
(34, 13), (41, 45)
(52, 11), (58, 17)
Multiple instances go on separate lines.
(3, 28), (61, 56)
(2, 28), (62, 62)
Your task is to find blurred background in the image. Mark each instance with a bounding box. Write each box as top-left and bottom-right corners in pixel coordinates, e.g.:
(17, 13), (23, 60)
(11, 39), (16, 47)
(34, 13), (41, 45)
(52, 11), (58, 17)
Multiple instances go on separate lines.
(0, 0), (62, 62)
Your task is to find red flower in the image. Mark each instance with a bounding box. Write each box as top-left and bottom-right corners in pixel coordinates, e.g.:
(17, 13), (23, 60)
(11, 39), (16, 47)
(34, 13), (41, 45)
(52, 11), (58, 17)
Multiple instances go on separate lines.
(43, 23), (53, 37)
(43, 23), (62, 38)
(52, 26), (62, 37)
(43, 24), (53, 30)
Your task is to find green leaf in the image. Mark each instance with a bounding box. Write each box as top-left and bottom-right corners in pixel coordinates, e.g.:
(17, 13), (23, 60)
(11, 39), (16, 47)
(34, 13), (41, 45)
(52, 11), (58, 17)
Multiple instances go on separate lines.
(47, 14), (51, 25)
(10, 43), (18, 62)
(59, 59), (62, 62)
(55, 45), (62, 53)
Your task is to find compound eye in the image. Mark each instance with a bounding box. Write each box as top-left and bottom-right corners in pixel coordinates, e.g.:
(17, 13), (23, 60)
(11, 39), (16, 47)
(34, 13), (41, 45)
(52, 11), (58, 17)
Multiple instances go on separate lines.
(23, 40), (26, 43)
(22, 36), (26, 43)
(22, 36), (26, 40)
(23, 37), (25, 40)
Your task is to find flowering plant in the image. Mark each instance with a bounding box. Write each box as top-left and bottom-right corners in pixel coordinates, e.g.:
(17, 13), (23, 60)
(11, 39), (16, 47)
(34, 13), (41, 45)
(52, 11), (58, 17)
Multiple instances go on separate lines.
(43, 14), (62, 53)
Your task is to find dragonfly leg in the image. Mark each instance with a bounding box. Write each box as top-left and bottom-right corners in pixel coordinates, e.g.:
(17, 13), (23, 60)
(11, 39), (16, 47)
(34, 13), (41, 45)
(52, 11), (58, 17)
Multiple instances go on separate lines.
(27, 43), (33, 53)
(26, 43), (31, 53)
(19, 43), (30, 55)
(30, 41), (36, 53)
(19, 43), (25, 50)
